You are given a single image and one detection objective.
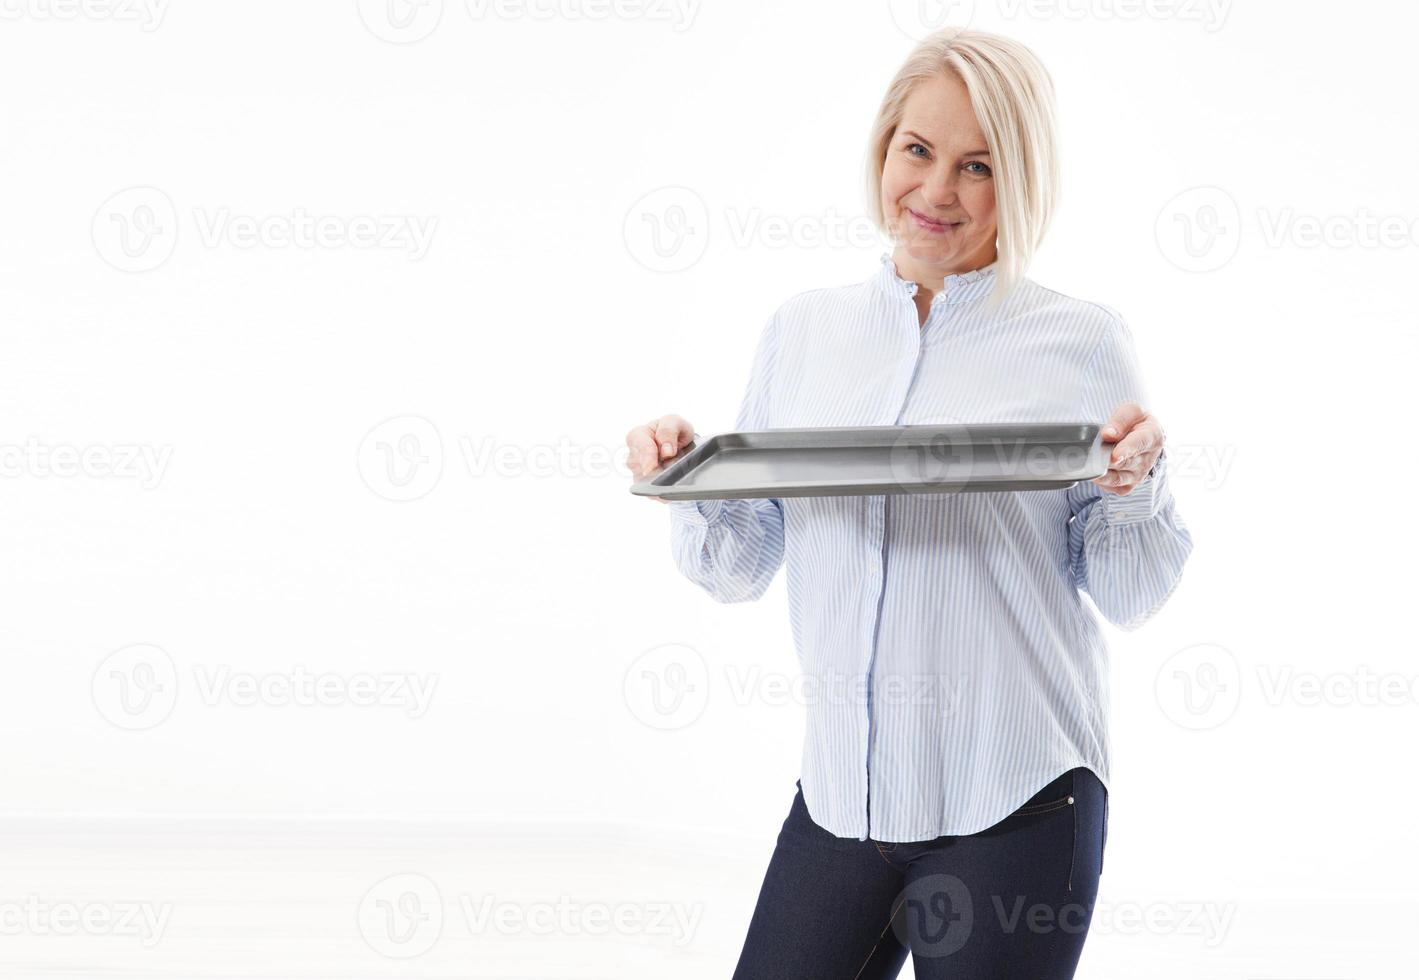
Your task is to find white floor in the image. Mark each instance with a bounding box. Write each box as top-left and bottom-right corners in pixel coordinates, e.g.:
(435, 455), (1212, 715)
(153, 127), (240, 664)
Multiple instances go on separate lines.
(0, 816), (1405, 978)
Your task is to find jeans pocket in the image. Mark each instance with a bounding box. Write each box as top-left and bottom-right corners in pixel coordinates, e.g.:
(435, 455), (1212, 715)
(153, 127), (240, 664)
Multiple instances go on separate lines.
(1012, 794), (1076, 817)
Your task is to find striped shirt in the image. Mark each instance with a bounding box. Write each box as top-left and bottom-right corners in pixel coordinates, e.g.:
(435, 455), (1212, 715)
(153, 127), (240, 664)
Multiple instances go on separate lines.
(667, 252), (1194, 842)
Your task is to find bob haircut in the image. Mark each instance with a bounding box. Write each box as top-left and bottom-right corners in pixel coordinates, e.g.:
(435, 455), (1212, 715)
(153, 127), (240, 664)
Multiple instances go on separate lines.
(866, 27), (1060, 313)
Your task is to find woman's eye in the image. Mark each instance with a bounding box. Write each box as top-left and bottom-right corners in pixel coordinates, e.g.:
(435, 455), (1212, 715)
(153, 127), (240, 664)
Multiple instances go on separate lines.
(906, 143), (929, 158)
(965, 161), (992, 176)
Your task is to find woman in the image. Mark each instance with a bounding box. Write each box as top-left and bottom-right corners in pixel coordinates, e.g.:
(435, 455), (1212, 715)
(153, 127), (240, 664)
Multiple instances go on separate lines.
(625, 27), (1193, 980)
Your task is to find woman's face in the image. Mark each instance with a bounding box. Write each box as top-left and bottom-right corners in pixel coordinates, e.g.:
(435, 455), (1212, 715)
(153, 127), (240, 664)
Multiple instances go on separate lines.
(880, 71), (998, 276)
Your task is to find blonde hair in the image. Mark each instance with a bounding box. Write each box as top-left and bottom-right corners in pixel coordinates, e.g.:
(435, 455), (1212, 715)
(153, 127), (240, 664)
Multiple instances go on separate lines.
(866, 27), (1060, 312)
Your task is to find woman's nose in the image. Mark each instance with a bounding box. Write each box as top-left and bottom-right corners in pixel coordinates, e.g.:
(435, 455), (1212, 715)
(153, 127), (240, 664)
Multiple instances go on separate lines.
(921, 166), (959, 209)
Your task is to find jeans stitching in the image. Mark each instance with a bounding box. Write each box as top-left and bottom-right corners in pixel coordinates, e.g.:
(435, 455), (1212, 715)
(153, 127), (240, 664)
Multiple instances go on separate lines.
(1100, 788), (1108, 877)
(850, 895), (906, 980)
(1013, 795), (1074, 817)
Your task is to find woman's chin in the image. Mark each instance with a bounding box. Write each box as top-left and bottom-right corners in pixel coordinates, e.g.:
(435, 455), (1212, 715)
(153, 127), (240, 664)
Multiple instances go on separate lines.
(898, 237), (962, 266)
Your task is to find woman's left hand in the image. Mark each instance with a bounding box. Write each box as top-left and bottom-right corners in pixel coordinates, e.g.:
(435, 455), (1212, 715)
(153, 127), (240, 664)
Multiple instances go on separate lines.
(1094, 401), (1165, 496)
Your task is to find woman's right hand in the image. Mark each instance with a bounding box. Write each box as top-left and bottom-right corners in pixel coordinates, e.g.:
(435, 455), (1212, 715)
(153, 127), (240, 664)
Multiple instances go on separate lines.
(626, 414), (696, 504)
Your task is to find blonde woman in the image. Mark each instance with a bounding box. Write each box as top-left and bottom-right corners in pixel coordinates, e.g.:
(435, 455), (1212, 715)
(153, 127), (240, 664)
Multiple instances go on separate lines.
(626, 27), (1192, 979)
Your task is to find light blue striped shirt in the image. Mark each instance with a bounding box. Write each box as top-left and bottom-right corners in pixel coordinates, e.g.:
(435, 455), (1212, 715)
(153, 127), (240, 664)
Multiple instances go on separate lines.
(668, 252), (1194, 842)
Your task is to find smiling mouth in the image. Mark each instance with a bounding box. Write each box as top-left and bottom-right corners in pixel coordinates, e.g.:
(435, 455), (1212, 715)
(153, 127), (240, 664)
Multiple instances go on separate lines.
(908, 209), (963, 232)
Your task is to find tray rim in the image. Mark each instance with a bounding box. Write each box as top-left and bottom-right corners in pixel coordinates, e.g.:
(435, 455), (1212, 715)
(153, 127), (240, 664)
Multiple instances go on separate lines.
(629, 420), (1107, 500)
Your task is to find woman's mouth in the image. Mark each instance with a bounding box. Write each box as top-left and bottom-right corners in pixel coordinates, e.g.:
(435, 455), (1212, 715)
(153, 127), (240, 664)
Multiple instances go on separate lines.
(908, 209), (962, 234)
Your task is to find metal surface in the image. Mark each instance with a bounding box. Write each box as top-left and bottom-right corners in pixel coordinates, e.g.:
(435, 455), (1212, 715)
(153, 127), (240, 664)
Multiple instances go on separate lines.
(629, 422), (1109, 500)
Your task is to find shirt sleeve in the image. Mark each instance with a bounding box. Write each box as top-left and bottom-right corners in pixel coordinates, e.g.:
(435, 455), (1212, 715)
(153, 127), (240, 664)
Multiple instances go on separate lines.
(667, 309), (786, 603)
(1065, 311), (1194, 631)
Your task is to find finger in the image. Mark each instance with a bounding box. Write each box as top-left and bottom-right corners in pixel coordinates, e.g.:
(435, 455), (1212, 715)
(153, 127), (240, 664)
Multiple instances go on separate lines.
(626, 425), (660, 477)
(1109, 431), (1158, 469)
(1097, 460), (1147, 490)
(1092, 472), (1138, 495)
(653, 416), (694, 459)
(1100, 401), (1146, 443)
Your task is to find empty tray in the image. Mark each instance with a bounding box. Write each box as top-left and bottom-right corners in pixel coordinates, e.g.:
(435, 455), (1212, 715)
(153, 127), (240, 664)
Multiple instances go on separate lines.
(629, 422), (1108, 500)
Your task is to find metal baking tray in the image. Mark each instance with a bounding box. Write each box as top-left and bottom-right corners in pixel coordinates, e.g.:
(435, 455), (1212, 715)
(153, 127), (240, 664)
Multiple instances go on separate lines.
(629, 422), (1108, 500)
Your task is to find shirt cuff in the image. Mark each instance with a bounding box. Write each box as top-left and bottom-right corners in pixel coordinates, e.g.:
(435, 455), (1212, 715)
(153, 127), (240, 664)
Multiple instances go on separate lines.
(1096, 449), (1173, 527)
(668, 498), (728, 526)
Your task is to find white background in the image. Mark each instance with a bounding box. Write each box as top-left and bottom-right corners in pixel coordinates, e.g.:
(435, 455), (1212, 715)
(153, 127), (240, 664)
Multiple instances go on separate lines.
(0, 0), (1413, 976)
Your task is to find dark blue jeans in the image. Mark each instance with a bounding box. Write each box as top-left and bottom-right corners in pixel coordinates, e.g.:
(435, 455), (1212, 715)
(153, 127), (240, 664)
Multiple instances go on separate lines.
(732, 767), (1107, 979)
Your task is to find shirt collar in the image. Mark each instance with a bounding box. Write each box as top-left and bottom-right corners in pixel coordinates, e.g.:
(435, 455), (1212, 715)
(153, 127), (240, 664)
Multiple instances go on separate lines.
(875, 251), (998, 306)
